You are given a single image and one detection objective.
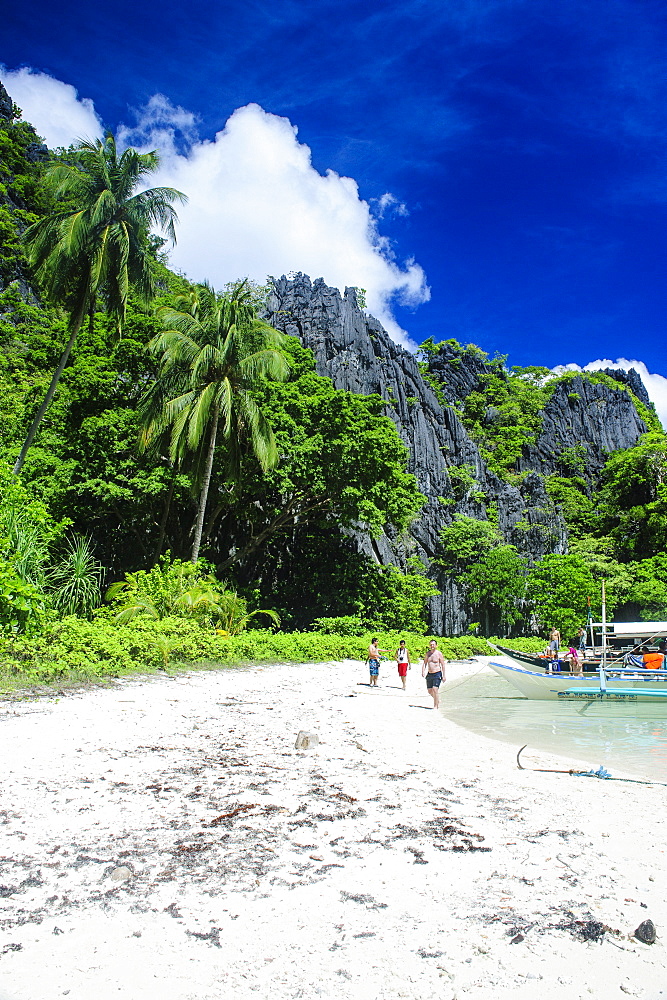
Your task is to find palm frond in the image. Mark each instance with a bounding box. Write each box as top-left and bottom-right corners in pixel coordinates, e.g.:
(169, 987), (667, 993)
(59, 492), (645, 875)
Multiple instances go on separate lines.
(186, 383), (218, 451)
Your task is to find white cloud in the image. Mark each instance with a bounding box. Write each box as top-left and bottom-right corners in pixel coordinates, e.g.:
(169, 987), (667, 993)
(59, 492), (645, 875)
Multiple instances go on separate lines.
(148, 103), (429, 345)
(116, 94), (199, 158)
(372, 192), (409, 219)
(1, 67), (429, 346)
(553, 358), (667, 430)
(1, 66), (103, 147)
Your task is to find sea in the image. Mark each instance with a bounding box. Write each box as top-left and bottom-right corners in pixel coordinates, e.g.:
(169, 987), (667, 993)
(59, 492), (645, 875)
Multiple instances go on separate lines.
(440, 665), (667, 783)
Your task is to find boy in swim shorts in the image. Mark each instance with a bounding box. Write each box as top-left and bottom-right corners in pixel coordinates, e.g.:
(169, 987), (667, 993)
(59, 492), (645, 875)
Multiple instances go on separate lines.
(395, 640), (411, 690)
(368, 638), (388, 687)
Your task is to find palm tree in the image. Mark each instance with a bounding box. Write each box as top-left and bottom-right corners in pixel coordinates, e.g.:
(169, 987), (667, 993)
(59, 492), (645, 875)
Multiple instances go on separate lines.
(14, 132), (187, 474)
(140, 281), (289, 562)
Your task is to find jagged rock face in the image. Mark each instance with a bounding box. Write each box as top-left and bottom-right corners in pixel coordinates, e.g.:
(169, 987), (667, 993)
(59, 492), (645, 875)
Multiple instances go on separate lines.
(517, 376), (647, 480)
(425, 341), (490, 405)
(601, 368), (651, 407)
(0, 81), (13, 121)
(424, 340), (649, 485)
(267, 275), (575, 634)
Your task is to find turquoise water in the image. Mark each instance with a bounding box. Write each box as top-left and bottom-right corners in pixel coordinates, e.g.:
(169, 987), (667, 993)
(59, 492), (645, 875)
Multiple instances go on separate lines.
(441, 669), (667, 782)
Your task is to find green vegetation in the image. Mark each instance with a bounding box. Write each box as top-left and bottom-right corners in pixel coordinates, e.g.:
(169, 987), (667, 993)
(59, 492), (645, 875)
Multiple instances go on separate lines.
(0, 112), (432, 652)
(463, 546), (528, 636)
(141, 280), (289, 560)
(487, 635), (546, 654)
(416, 333), (667, 635)
(525, 554), (602, 639)
(0, 617), (490, 693)
(446, 463), (486, 502)
(106, 555), (279, 632)
(15, 133), (186, 472)
(461, 366), (552, 479)
(46, 535), (103, 618)
(416, 363), (447, 408)
(594, 431), (667, 559)
(1, 101), (667, 669)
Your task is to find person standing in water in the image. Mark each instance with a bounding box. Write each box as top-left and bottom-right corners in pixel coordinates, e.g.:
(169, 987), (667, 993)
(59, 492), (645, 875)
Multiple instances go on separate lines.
(395, 640), (411, 690)
(422, 639), (446, 709)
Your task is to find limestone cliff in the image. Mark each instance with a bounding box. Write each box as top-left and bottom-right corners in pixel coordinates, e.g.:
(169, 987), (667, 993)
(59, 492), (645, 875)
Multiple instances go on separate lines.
(266, 274), (649, 633)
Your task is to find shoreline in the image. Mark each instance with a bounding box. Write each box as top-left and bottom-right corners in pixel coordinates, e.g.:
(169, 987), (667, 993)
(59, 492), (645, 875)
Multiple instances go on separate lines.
(0, 658), (665, 999)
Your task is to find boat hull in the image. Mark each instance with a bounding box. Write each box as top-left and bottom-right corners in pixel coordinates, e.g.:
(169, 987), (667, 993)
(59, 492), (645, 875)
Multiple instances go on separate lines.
(489, 660), (667, 702)
(492, 644), (600, 673)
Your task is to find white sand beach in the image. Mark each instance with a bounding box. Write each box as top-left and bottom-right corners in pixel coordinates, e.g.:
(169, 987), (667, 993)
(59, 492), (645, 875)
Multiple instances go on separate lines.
(0, 657), (665, 1000)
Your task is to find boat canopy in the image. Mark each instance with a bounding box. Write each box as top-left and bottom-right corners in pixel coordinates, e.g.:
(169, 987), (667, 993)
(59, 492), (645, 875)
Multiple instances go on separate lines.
(590, 622), (667, 638)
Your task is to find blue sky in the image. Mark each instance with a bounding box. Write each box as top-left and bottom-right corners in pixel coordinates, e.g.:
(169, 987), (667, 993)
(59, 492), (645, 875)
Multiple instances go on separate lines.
(2, 0), (666, 387)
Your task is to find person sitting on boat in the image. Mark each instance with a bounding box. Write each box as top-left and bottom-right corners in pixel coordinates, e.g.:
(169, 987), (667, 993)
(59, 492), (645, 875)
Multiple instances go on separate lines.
(624, 647), (644, 669)
(641, 646), (665, 670)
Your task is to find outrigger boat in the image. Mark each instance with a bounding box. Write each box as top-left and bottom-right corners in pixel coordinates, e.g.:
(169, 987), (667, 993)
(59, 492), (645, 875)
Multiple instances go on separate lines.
(488, 659), (667, 702)
(489, 585), (667, 701)
(493, 621), (667, 676)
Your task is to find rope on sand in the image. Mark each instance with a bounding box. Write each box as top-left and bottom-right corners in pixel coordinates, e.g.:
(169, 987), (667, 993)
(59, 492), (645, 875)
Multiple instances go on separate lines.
(439, 658), (488, 692)
(516, 744), (667, 787)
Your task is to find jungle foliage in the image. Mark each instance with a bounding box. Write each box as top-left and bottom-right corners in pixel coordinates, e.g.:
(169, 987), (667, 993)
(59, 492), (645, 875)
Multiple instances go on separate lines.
(418, 335), (667, 636)
(2, 100), (667, 660)
(0, 109), (436, 643)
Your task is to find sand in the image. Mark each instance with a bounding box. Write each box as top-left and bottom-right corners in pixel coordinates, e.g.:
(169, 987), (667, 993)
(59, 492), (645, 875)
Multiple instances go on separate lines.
(0, 656), (665, 1000)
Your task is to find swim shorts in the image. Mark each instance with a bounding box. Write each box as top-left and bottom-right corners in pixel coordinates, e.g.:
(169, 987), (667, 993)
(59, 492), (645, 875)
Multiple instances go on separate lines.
(397, 663), (408, 677)
(426, 671), (442, 688)
(369, 660), (380, 676)
(549, 640), (559, 651)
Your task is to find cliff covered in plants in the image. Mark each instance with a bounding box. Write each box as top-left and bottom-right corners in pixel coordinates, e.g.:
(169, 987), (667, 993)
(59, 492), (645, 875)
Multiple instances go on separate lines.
(266, 275), (658, 633)
(1, 79), (666, 644)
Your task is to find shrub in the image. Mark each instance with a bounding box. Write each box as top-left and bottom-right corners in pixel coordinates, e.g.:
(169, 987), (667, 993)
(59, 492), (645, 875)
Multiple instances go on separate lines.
(0, 619), (491, 689)
(0, 560), (47, 635)
(46, 535), (104, 618)
(106, 555), (279, 633)
(311, 615), (369, 636)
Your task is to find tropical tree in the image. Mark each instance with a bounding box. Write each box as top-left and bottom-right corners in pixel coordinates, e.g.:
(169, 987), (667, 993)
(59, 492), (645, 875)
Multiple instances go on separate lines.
(462, 544), (528, 636)
(15, 132), (186, 473)
(595, 431), (667, 559)
(203, 337), (427, 574)
(436, 514), (502, 571)
(525, 553), (602, 639)
(140, 281), (289, 562)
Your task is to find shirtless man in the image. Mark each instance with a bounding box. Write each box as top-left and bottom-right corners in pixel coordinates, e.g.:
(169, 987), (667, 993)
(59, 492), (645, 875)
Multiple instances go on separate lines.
(422, 639), (446, 709)
(548, 627), (561, 662)
(368, 638), (388, 687)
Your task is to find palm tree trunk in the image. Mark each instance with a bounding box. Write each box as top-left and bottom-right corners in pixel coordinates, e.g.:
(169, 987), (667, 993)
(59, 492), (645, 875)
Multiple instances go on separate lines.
(191, 410), (219, 563)
(151, 468), (177, 566)
(13, 311), (85, 475)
